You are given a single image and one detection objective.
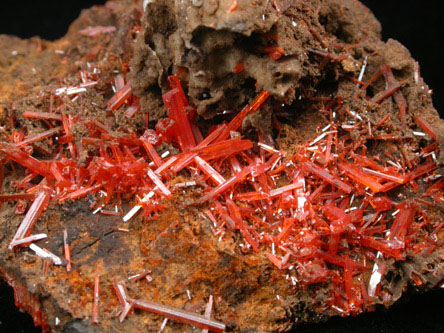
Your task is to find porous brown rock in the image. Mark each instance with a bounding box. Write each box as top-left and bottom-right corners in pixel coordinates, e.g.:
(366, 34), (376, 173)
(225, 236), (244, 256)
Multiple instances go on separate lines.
(131, 0), (382, 121)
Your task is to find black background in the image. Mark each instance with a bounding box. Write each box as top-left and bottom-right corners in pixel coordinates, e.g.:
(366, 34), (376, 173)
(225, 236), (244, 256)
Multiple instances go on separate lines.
(0, 1), (443, 332)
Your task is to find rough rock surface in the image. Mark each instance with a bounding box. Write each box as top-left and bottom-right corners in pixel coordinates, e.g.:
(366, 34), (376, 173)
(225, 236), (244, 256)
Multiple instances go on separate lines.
(0, 1), (443, 333)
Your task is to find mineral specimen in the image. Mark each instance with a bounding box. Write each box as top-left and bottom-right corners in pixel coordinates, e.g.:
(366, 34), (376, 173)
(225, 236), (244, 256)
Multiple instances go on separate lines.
(0, 0), (443, 332)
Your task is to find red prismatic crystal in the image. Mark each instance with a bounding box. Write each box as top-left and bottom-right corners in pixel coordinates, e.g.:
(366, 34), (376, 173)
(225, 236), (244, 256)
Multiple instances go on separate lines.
(219, 90), (270, 140)
(14, 127), (61, 148)
(360, 236), (404, 260)
(128, 270), (151, 282)
(10, 191), (50, 249)
(316, 250), (367, 271)
(172, 138), (252, 174)
(141, 139), (163, 168)
(10, 234), (48, 247)
(29, 243), (63, 265)
(267, 253), (285, 269)
(393, 90), (408, 128)
(369, 83), (399, 105)
(369, 65), (400, 104)
(63, 229), (72, 272)
(85, 119), (109, 134)
(406, 162), (437, 181)
(276, 218), (296, 243)
(0, 143), (51, 177)
(413, 116), (437, 140)
(426, 177), (444, 204)
(235, 191), (270, 202)
(339, 163), (386, 192)
(155, 156), (178, 175)
(8, 233), (47, 247)
(113, 282), (129, 307)
(324, 204), (353, 254)
(162, 77), (196, 152)
(194, 156), (225, 185)
(147, 169), (172, 198)
(113, 282), (133, 322)
(196, 162), (257, 203)
(202, 295), (214, 333)
(344, 258), (354, 301)
(389, 202), (416, 244)
(129, 298), (226, 333)
(362, 168), (406, 184)
(23, 111), (63, 122)
(155, 118), (176, 141)
(199, 139), (253, 161)
(190, 118), (204, 145)
(124, 99), (141, 118)
(197, 124), (228, 147)
(106, 80), (132, 111)
(269, 183), (303, 198)
(214, 201), (236, 229)
(170, 152), (198, 174)
(59, 184), (102, 203)
(369, 196), (393, 212)
(304, 161), (352, 193)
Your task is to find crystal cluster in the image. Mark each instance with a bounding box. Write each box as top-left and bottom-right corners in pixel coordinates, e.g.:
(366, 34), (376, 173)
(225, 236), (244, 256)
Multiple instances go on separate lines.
(0, 61), (441, 327)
